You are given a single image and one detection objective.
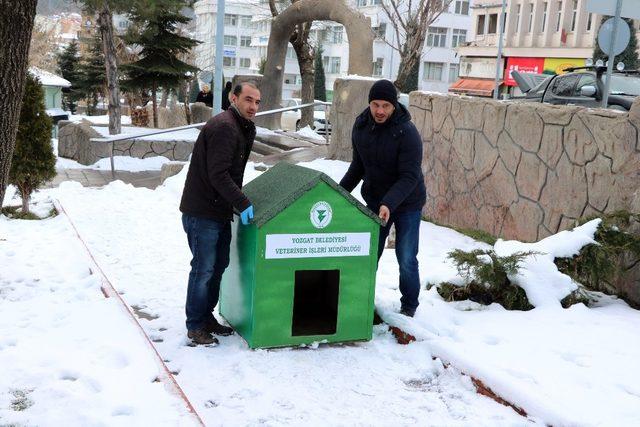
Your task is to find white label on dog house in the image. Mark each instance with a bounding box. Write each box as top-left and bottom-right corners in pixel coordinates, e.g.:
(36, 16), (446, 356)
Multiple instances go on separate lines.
(265, 232), (371, 259)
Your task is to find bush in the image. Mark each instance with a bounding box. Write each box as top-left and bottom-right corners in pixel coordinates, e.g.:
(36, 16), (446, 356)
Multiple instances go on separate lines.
(9, 73), (56, 214)
(440, 249), (536, 310)
(555, 211), (640, 308)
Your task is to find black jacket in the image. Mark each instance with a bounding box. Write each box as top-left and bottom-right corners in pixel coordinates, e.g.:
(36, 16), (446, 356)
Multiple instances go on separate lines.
(196, 91), (213, 107)
(222, 88), (231, 110)
(180, 107), (255, 221)
(340, 103), (426, 213)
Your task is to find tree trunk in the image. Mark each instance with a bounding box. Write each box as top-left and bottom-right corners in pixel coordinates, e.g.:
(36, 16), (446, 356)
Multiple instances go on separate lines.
(160, 90), (169, 108)
(184, 81), (192, 125)
(0, 0), (37, 208)
(21, 189), (30, 214)
(298, 57), (315, 128)
(152, 83), (158, 128)
(97, 3), (121, 135)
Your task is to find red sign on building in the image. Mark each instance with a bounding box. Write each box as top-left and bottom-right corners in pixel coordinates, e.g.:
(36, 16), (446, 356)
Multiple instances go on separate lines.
(505, 57), (545, 86)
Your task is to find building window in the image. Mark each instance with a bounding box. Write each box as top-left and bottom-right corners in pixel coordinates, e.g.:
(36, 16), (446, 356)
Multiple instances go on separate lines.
(224, 14), (237, 26)
(287, 46), (296, 59)
(454, 0), (469, 15)
(118, 20), (129, 29)
(331, 26), (343, 44)
(240, 15), (252, 28)
(224, 35), (237, 46)
(240, 36), (251, 47)
(223, 56), (236, 67)
(356, 0), (367, 6)
(570, 0), (578, 31)
(373, 22), (386, 39)
(515, 4), (521, 32)
(488, 14), (498, 34)
(239, 58), (251, 68)
(323, 56), (341, 74)
(451, 29), (467, 47)
(541, 2), (548, 32)
(449, 63), (460, 83)
(423, 62), (444, 81)
(427, 27), (447, 47)
(528, 3), (534, 32)
(556, 1), (563, 32)
(373, 58), (383, 77)
(477, 15), (486, 35)
(586, 13), (593, 31)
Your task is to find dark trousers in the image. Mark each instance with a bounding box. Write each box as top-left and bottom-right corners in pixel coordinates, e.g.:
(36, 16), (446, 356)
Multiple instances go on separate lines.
(182, 214), (231, 331)
(376, 210), (422, 311)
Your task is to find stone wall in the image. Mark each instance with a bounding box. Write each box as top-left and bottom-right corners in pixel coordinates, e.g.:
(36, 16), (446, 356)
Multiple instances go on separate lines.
(58, 121), (195, 165)
(410, 93), (640, 242)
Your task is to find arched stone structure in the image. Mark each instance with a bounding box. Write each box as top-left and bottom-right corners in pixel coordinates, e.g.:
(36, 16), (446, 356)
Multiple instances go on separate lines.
(259, 0), (373, 129)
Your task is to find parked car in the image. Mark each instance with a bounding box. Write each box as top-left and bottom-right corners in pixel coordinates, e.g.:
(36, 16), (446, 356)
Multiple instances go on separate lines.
(280, 98), (331, 134)
(511, 66), (640, 111)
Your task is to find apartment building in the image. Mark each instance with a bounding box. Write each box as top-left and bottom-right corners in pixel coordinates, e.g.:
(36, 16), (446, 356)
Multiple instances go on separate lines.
(454, 0), (640, 97)
(193, 0), (263, 85)
(194, 0), (473, 97)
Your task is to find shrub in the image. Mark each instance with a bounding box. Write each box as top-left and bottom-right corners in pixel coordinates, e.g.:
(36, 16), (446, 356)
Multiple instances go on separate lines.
(9, 73), (56, 214)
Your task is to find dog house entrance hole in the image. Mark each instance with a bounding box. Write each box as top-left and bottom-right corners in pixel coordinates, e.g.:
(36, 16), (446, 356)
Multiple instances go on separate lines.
(292, 270), (339, 336)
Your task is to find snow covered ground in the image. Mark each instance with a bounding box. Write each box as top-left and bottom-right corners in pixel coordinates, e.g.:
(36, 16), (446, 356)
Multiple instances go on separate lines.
(2, 157), (640, 426)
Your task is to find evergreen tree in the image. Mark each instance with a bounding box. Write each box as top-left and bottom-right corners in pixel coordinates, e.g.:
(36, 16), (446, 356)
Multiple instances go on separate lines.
(9, 73), (55, 214)
(76, 34), (107, 115)
(593, 17), (639, 70)
(123, 1), (199, 127)
(56, 40), (81, 114)
(314, 46), (327, 102)
(258, 57), (267, 75)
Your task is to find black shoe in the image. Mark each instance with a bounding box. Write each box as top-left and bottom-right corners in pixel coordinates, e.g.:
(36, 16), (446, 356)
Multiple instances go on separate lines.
(204, 317), (234, 336)
(187, 328), (218, 345)
(400, 307), (416, 318)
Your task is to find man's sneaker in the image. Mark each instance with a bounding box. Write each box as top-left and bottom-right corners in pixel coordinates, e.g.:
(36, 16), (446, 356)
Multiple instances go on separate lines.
(400, 307), (416, 318)
(187, 328), (218, 345)
(204, 317), (234, 336)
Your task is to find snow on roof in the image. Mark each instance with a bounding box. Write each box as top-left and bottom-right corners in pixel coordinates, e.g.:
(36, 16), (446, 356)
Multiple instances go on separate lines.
(29, 67), (71, 88)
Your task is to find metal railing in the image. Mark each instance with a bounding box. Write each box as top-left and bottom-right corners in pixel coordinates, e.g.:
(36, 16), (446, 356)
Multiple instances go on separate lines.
(90, 101), (332, 178)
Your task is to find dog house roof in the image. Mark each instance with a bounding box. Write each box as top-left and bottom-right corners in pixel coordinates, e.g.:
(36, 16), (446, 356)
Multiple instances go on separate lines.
(243, 162), (383, 228)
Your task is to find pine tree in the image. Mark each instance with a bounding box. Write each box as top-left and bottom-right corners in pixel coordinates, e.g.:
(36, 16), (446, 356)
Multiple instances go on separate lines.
(56, 40), (81, 114)
(258, 57), (267, 75)
(123, 1), (199, 127)
(593, 17), (639, 70)
(76, 34), (107, 115)
(314, 46), (327, 102)
(9, 73), (55, 214)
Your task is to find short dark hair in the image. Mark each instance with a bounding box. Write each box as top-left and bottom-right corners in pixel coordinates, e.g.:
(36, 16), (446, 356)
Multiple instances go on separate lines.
(225, 81), (232, 90)
(233, 82), (258, 97)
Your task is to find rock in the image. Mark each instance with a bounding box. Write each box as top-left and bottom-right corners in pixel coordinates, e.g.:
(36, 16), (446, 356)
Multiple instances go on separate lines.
(563, 115), (598, 166)
(538, 125), (563, 169)
(515, 152), (547, 201)
(496, 131), (521, 175)
(452, 129), (474, 170)
(451, 97), (484, 131)
(160, 162), (186, 183)
(502, 198), (544, 242)
(585, 155), (614, 212)
(473, 132), (499, 181)
(505, 103), (543, 152)
(536, 104), (579, 126)
(190, 102), (213, 125)
(539, 154), (588, 229)
(482, 101), (507, 146)
(629, 97), (640, 128)
(57, 122), (106, 165)
(479, 159), (518, 207)
(431, 96), (451, 132)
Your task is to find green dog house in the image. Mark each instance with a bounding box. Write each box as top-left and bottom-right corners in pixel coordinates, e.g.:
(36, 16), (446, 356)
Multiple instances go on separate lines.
(220, 162), (382, 349)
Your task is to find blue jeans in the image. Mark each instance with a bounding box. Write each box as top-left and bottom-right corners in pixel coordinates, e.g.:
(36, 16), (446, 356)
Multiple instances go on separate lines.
(376, 210), (422, 311)
(182, 214), (232, 331)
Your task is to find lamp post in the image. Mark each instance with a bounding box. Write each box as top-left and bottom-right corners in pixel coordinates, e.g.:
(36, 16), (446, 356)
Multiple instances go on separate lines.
(494, 0), (507, 100)
(213, 0), (225, 115)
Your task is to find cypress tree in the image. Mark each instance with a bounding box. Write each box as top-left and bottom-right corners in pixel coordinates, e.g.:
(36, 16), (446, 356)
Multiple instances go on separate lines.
(593, 17), (639, 70)
(76, 34), (107, 115)
(123, 1), (199, 127)
(314, 45), (327, 102)
(56, 40), (81, 114)
(9, 73), (55, 214)
(403, 60), (419, 93)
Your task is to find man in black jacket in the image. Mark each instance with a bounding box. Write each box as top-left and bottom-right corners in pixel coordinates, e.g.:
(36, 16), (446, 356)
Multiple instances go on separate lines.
(180, 82), (260, 345)
(340, 79), (426, 317)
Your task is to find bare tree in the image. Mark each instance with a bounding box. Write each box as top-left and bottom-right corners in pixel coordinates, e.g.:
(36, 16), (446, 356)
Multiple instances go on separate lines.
(0, 0), (38, 208)
(269, 0), (315, 129)
(96, 3), (121, 135)
(28, 22), (59, 72)
(379, 0), (452, 92)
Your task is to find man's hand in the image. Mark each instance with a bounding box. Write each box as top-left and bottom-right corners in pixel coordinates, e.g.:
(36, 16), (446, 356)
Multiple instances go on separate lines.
(379, 205), (390, 223)
(240, 205), (254, 225)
